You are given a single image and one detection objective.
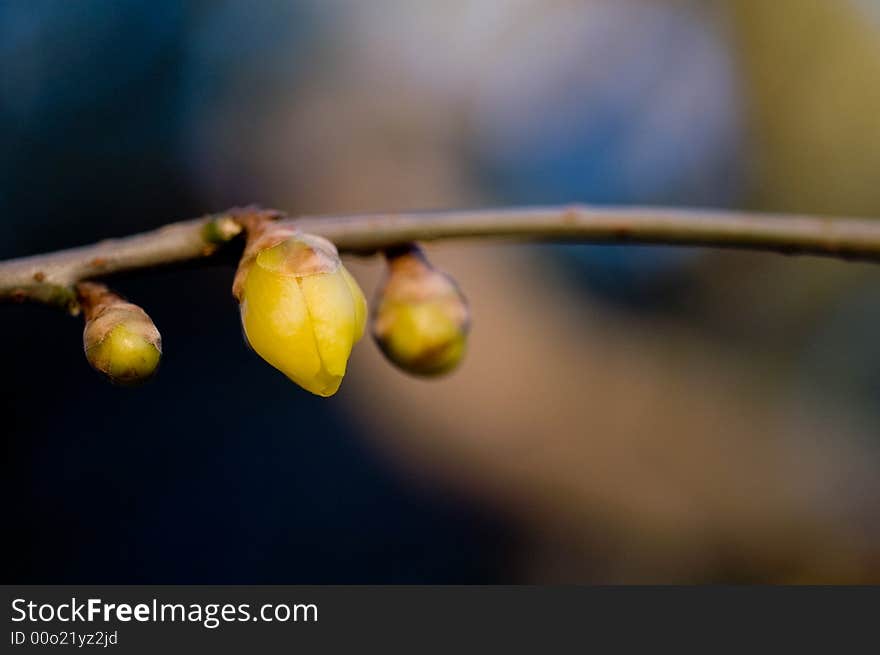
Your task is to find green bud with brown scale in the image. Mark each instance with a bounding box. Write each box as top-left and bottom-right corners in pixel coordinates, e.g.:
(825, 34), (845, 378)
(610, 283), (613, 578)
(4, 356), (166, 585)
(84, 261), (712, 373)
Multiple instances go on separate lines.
(78, 282), (162, 385)
(372, 243), (469, 376)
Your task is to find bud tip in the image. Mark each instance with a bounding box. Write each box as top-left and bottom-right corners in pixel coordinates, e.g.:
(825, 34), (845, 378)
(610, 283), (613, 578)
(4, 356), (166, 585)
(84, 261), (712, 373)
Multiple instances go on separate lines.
(85, 322), (162, 385)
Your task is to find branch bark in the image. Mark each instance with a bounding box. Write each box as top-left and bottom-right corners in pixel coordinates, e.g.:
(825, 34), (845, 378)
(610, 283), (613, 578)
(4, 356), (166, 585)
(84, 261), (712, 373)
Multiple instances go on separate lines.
(4, 204), (880, 310)
(0, 214), (243, 311)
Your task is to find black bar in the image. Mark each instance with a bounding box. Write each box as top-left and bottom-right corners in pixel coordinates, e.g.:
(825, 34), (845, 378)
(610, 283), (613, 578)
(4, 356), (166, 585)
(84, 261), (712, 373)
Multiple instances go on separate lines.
(2, 586), (878, 653)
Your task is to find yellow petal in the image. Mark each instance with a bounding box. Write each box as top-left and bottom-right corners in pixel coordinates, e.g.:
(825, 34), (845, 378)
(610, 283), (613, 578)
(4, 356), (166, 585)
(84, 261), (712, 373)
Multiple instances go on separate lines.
(301, 367), (344, 397)
(340, 265), (367, 342)
(240, 260), (322, 387)
(298, 269), (355, 378)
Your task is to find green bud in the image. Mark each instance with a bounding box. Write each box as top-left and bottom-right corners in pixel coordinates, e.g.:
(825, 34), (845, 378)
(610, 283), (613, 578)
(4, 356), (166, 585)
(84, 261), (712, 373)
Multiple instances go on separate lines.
(372, 244), (469, 376)
(79, 283), (162, 386)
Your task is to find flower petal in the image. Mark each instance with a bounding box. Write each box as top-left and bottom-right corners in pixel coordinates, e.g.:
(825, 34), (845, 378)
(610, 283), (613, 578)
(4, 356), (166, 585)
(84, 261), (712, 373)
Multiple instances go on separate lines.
(241, 261), (322, 386)
(298, 269), (356, 378)
(340, 265), (367, 342)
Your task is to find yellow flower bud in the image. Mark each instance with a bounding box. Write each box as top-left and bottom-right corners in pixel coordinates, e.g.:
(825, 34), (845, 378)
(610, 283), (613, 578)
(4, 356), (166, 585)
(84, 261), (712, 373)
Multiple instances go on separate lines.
(372, 245), (469, 376)
(237, 232), (367, 397)
(79, 283), (162, 386)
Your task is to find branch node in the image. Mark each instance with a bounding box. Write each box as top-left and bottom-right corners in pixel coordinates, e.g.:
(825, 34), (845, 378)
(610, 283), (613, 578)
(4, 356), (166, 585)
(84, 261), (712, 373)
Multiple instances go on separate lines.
(202, 214), (244, 246)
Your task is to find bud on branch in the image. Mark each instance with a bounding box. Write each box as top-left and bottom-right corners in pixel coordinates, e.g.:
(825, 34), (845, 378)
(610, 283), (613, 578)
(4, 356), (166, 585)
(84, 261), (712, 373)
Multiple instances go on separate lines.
(4, 203), (880, 392)
(234, 215), (367, 396)
(78, 282), (162, 385)
(372, 244), (469, 376)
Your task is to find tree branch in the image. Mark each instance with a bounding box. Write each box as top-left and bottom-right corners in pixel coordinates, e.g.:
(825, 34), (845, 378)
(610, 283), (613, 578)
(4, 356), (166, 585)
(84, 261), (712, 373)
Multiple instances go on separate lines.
(4, 204), (880, 310)
(294, 205), (880, 257)
(0, 213), (243, 312)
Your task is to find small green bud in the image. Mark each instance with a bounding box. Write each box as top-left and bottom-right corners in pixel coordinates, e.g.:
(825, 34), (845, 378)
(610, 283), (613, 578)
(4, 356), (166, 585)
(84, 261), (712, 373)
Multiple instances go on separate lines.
(372, 244), (469, 376)
(78, 283), (162, 386)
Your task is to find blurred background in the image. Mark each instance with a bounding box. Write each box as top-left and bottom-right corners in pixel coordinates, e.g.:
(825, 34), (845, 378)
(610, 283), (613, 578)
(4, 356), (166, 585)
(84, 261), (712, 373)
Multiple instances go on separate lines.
(4, 0), (880, 583)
